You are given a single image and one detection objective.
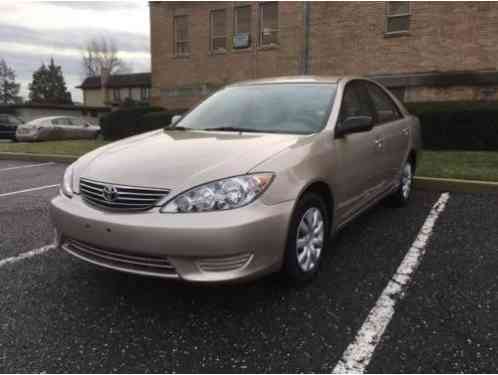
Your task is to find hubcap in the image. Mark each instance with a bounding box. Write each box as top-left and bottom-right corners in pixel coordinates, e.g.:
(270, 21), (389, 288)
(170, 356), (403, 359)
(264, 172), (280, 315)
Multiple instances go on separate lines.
(296, 207), (324, 272)
(401, 163), (412, 199)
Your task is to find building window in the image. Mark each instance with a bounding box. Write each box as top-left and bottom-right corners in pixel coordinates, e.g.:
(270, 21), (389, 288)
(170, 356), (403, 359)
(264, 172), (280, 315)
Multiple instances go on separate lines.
(234, 6), (251, 49)
(386, 2), (410, 34)
(210, 9), (227, 52)
(259, 2), (278, 46)
(140, 87), (150, 101)
(113, 88), (121, 102)
(174, 15), (190, 56)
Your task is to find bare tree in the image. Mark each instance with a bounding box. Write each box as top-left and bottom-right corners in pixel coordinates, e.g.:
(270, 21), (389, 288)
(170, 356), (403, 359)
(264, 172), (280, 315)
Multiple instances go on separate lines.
(81, 37), (132, 78)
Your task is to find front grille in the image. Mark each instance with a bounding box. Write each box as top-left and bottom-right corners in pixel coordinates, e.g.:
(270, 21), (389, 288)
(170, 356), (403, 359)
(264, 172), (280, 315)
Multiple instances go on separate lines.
(62, 238), (178, 278)
(79, 178), (169, 211)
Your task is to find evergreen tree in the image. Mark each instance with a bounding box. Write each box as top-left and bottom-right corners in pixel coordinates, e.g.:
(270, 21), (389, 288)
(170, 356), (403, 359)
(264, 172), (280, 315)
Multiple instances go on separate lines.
(0, 58), (21, 104)
(29, 58), (72, 104)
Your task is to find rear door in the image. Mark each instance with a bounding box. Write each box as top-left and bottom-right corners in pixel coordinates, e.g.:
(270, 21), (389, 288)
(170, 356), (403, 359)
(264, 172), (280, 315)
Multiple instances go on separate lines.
(365, 82), (410, 186)
(53, 117), (76, 139)
(66, 117), (93, 139)
(333, 81), (384, 222)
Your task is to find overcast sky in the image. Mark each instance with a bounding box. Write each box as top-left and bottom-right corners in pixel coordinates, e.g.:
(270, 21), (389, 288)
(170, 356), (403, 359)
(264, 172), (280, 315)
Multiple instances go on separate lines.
(0, 1), (150, 103)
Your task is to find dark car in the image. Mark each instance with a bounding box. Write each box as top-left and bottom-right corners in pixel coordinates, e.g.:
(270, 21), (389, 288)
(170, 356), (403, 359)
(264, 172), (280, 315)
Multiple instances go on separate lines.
(0, 114), (23, 140)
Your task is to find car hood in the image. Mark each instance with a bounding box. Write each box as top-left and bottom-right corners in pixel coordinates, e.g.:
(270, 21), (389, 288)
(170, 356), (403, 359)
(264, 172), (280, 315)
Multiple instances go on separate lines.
(74, 129), (305, 194)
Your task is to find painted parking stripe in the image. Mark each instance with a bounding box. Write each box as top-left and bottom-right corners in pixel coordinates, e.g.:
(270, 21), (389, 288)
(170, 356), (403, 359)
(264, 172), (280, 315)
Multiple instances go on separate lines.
(332, 192), (451, 374)
(0, 184), (59, 198)
(0, 244), (55, 268)
(0, 162), (54, 172)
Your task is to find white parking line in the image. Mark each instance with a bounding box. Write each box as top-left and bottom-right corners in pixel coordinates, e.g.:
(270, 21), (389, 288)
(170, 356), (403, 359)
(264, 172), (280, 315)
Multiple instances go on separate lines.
(0, 162), (54, 172)
(332, 192), (451, 374)
(0, 184), (59, 198)
(0, 244), (55, 268)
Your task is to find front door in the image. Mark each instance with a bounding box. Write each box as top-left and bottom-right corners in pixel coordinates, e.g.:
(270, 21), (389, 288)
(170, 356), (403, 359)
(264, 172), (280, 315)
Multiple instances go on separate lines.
(333, 81), (385, 223)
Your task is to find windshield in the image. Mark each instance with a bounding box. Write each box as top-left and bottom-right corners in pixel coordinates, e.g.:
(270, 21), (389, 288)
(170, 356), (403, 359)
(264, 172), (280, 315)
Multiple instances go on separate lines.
(178, 84), (337, 134)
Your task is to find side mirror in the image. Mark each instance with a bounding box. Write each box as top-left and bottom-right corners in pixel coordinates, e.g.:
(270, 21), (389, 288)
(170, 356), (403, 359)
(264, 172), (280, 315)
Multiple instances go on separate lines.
(171, 115), (182, 126)
(335, 116), (373, 138)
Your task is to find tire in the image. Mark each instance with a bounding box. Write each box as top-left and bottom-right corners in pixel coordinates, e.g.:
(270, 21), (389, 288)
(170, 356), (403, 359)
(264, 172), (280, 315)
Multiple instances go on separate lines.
(387, 160), (413, 207)
(283, 192), (329, 284)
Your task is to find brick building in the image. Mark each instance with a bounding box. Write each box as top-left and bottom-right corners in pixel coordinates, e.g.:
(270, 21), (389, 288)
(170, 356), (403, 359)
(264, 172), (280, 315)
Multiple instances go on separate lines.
(150, 1), (498, 110)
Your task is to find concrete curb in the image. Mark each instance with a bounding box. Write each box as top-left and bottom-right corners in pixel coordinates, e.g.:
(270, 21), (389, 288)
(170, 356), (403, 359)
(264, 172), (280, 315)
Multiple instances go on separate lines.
(1, 152), (497, 193)
(414, 176), (498, 193)
(0, 152), (78, 163)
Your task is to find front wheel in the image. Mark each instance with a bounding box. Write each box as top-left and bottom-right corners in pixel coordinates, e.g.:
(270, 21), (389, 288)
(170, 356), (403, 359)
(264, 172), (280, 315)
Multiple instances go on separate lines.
(387, 160), (413, 207)
(283, 193), (329, 284)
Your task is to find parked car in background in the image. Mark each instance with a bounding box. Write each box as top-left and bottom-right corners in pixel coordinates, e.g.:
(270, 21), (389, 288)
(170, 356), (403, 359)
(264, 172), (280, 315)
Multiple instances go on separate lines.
(0, 114), (24, 141)
(16, 116), (100, 142)
(51, 76), (421, 285)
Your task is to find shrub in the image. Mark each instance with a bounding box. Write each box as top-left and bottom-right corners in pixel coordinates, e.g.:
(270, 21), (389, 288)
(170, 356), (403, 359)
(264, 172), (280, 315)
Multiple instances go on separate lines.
(139, 110), (187, 132)
(406, 101), (498, 150)
(99, 106), (163, 141)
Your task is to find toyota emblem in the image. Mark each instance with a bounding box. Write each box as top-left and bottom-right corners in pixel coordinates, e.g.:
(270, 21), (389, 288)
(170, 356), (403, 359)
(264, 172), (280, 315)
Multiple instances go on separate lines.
(102, 185), (118, 202)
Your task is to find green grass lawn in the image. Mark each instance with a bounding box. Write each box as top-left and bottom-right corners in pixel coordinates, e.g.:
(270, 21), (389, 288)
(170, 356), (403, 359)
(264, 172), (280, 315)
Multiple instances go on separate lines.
(418, 150), (498, 182)
(0, 139), (108, 157)
(0, 140), (497, 182)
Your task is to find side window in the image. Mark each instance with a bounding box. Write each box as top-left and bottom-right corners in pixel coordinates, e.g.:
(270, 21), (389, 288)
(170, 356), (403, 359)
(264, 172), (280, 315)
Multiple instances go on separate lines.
(365, 83), (402, 124)
(53, 118), (69, 126)
(339, 82), (373, 123)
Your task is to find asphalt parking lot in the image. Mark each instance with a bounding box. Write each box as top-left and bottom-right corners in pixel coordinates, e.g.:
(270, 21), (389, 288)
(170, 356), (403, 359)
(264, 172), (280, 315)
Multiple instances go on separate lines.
(0, 160), (496, 373)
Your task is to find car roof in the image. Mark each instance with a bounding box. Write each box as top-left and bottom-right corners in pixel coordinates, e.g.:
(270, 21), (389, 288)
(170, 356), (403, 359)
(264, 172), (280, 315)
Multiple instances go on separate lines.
(28, 116), (82, 123)
(230, 75), (345, 87)
(36, 116), (77, 120)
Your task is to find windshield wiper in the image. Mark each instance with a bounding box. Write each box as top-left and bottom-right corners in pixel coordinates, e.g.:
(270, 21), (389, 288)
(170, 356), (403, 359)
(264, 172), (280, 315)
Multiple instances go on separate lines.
(163, 125), (190, 131)
(201, 126), (261, 133)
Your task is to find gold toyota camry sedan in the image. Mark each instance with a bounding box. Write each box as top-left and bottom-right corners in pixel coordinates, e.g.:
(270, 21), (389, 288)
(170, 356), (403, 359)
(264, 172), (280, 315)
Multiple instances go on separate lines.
(51, 76), (421, 284)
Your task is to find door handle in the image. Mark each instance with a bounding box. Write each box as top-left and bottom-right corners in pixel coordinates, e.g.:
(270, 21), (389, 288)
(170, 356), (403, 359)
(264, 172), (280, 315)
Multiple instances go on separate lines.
(374, 138), (384, 149)
(402, 128), (409, 135)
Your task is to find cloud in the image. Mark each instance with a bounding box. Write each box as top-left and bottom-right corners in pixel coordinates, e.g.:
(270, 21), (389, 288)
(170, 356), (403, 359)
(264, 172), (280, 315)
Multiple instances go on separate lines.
(0, 1), (149, 34)
(46, 1), (143, 11)
(0, 1), (150, 103)
(0, 24), (149, 54)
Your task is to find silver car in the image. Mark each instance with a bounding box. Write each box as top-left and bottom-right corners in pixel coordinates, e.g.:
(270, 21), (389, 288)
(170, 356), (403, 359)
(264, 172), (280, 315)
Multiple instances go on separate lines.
(51, 76), (421, 284)
(16, 116), (100, 142)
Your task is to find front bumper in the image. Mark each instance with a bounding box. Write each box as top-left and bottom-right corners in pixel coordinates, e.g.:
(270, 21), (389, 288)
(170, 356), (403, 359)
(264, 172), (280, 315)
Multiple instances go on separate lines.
(50, 194), (294, 283)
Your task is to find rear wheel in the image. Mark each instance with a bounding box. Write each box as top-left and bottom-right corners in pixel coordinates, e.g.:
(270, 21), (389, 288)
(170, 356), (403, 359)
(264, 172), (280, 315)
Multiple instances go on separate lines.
(387, 160), (413, 207)
(283, 193), (329, 284)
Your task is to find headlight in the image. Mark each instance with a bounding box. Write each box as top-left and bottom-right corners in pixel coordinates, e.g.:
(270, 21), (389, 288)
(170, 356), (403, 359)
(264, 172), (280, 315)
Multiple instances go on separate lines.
(161, 173), (274, 213)
(61, 164), (74, 198)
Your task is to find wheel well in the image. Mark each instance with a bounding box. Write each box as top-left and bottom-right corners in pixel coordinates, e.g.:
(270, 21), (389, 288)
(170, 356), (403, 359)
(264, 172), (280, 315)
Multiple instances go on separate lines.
(300, 181), (334, 220)
(408, 150), (417, 172)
